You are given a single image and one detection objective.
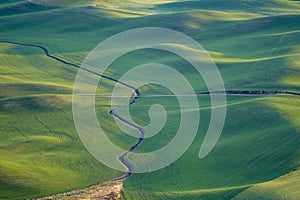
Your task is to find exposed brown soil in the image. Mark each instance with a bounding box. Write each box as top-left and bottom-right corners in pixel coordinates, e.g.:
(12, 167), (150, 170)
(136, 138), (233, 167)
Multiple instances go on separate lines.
(34, 182), (124, 200)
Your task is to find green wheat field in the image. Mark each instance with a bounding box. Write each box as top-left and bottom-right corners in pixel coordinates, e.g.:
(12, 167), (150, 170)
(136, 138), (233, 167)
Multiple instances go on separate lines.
(0, 0), (300, 199)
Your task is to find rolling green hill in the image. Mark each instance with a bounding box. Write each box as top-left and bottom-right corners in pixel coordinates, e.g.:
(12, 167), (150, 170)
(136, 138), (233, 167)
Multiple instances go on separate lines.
(0, 0), (299, 199)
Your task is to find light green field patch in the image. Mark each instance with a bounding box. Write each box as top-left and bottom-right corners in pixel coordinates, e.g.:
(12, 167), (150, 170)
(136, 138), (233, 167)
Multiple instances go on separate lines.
(267, 96), (300, 130)
(189, 10), (262, 21)
(233, 168), (300, 199)
(28, 0), (95, 7)
(93, 0), (186, 17)
(282, 45), (300, 86)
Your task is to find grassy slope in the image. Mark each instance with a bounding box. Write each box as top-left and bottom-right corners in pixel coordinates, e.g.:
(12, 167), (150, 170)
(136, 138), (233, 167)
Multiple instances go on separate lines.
(233, 96), (300, 200)
(0, 0), (299, 199)
(0, 43), (122, 199)
(124, 95), (300, 200)
(234, 168), (300, 199)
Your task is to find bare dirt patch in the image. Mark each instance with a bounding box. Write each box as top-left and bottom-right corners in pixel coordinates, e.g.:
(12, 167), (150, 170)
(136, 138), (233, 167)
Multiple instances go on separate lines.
(34, 182), (124, 200)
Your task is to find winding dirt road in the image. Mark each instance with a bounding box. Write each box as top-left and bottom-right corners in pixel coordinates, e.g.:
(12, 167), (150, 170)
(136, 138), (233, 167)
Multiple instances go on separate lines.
(0, 39), (299, 182)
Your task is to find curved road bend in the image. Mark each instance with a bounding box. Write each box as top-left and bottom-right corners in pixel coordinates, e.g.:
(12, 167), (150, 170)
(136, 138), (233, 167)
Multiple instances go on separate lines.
(0, 40), (299, 181)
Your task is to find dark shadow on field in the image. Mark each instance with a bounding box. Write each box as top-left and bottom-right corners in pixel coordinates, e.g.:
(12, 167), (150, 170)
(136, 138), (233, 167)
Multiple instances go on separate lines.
(0, 1), (58, 17)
